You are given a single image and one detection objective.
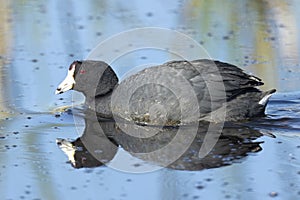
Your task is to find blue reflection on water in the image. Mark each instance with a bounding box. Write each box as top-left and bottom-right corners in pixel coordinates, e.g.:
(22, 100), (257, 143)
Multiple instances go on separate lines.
(1, 0), (300, 200)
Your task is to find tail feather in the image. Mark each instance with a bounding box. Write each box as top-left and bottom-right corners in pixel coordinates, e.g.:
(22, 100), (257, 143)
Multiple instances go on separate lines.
(258, 89), (276, 106)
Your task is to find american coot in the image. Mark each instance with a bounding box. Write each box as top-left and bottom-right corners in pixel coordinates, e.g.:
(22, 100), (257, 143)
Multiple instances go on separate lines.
(55, 59), (276, 125)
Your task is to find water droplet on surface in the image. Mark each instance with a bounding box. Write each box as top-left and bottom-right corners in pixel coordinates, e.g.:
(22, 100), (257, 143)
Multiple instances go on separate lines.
(146, 12), (153, 17)
(269, 192), (278, 197)
(196, 185), (204, 190)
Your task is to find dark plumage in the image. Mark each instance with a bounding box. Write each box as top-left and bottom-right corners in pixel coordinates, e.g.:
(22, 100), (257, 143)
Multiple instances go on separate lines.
(56, 59), (276, 125)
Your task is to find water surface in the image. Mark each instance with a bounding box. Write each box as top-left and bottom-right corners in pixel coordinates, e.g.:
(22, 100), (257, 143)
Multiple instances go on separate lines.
(1, 1), (300, 200)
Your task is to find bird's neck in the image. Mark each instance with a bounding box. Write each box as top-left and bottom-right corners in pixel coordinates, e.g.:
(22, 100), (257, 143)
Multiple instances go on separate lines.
(84, 91), (113, 118)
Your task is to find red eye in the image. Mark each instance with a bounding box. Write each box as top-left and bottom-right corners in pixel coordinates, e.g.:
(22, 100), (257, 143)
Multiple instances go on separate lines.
(80, 70), (86, 74)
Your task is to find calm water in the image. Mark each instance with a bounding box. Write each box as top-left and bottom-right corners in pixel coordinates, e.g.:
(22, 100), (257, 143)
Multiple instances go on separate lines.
(1, 1), (300, 200)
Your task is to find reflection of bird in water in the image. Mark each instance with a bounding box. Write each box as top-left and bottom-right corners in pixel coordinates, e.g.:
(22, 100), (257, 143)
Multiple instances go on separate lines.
(56, 110), (266, 170)
(55, 60), (275, 125)
(56, 110), (118, 168)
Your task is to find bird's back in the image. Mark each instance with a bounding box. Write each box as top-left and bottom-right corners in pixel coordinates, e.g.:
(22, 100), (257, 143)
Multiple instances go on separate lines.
(111, 59), (275, 125)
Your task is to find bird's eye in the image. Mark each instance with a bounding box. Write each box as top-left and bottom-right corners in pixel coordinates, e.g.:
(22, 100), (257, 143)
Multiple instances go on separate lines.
(80, 70), (86, 74)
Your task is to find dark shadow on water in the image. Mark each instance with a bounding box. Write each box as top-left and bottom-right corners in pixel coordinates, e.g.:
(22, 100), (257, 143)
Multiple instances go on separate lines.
(56, 109), (266, 170)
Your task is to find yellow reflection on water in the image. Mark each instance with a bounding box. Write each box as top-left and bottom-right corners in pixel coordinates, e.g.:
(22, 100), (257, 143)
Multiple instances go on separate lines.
(181, 0), (300, 92)
(0, 0), (12, 119)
